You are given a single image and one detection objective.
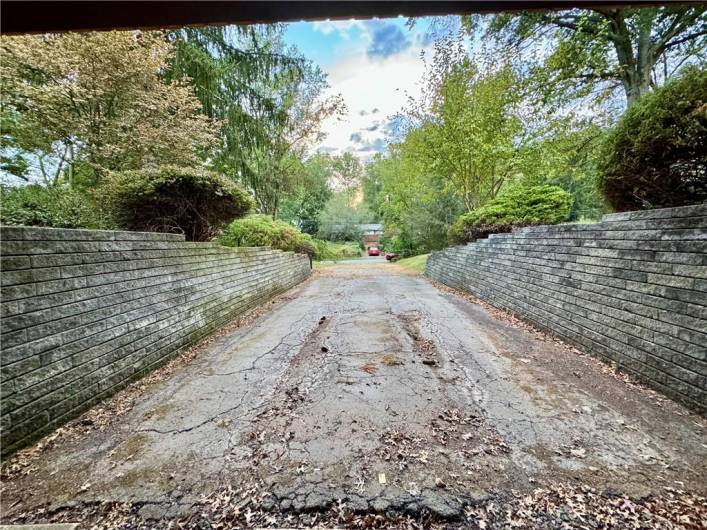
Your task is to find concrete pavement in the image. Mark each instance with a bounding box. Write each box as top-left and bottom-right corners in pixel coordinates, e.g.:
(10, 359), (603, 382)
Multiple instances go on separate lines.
(2, 262), (705, 526)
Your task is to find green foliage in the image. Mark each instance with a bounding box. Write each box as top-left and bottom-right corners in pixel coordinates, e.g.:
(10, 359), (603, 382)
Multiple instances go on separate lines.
(167, 26), (342, 219)
(367, 141), (464, 256)
(278, 153), (333, 234)
(513, 124), (607, 221)
(1, 31), (216, 187)
(220, 214), (304, 252)
(0, 184), (107, 229)
(102, 166), (252, 241)
(408, 61), (526, 210)
(317, 192), (374, 241)
(379, 228), (421, 258)
(475, 7), (707, 107)
(449, 185), (573, 243)
(310, 239), (361, 261)
(599, 67), (707, 211)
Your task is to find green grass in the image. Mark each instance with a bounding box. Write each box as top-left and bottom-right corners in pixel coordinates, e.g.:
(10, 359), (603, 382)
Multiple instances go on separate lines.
(394, 254), (429, 274)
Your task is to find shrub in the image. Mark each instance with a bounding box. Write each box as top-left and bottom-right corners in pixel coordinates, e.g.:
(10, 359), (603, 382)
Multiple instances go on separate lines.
(0, 184), (107, 229)
(448, 185), (573, 244)
(219, 214), (305, 253)
(102, 166), (253, 241)
(311, 239), (361, 261)
(380, 228), (421, 258)
(295, 233), (318, 258)
(599, 67), (707, 211)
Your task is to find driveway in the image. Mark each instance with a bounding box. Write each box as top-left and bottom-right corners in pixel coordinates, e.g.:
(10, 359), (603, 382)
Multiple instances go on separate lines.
(2, 262), (705, 528)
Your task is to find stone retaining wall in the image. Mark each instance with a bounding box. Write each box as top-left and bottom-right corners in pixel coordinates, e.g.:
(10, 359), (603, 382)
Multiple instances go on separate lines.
(426, 204), (707, 412)
(0, 226), (311, 455)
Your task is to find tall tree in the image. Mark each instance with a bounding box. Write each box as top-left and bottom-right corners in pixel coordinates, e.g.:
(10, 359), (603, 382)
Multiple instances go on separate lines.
(168, 26), (343, 218)
(243, 60), (344, 217)
(402, 59), (527, 211)
(472, 6), (707, 107)
(278, 153), (333, 234)
(0, 31), (217, 187)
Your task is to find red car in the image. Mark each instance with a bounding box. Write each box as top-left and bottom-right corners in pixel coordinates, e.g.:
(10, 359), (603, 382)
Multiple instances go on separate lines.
(368, 246), (380, 256)
(385, 252), (397, 261)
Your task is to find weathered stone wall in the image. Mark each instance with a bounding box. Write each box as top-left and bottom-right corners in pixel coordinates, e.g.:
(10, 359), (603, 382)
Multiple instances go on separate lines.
(0, 226), (311, 455)
(426, 204), (707, 412)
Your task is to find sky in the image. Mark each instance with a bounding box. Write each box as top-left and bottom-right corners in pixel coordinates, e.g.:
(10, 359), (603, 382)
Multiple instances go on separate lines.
(283, 17), (435, 160)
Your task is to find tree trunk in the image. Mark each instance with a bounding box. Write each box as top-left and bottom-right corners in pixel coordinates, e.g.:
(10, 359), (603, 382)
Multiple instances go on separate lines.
(604, 8), (656, 107)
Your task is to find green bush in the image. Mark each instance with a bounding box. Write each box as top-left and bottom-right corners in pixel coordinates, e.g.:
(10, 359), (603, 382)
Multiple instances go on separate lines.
(380, 229), (420, 258)
(449, 185), (573, 244)
(599, 67), (707, 211)
(102, 166), (253, 241)
(295, 233), (318, 258)
(311, 239), (361, 260)
(0, 184), (107, 229)
(220, 214), (305, 252)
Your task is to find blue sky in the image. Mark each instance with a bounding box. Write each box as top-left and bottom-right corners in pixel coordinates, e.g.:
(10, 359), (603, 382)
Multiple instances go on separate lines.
(283, 17), (434, 159)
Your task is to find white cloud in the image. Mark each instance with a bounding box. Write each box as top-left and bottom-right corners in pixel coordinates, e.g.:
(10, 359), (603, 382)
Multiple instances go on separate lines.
(314, 43), (429, 160)
(311, 19), (365, 39)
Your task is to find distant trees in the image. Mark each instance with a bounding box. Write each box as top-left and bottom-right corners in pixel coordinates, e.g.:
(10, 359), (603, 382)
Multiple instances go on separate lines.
(316, 192), (374, 241)
(278, 154), (333, 235)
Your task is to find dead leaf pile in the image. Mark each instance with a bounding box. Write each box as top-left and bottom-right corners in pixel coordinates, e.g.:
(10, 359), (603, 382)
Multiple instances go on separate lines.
(466, 484), (707, 530)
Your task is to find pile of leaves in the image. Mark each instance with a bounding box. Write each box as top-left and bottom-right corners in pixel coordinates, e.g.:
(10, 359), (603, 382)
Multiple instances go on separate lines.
(466, 485), (707, 529)
(102, 165), (253, 241)
(448, 185), (573, 244)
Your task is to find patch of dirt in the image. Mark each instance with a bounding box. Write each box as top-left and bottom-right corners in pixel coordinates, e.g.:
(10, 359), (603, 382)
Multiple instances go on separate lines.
(398, 311), (439, 366)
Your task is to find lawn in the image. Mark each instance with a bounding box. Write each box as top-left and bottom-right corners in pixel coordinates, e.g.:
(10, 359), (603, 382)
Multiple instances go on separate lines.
(393, 254), (429, 274)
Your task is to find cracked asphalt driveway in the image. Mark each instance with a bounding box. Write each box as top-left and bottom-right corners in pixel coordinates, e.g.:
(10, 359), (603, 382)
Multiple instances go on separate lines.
(3, 262), (706, 525)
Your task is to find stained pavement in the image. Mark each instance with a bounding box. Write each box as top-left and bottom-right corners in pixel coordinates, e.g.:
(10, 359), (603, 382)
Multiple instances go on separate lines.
(2, 262), (705, 525)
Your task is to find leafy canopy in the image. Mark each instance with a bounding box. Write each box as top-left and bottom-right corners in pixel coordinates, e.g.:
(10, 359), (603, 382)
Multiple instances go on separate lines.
(0, 31), (217, 187)
(469, 7), (707, 107)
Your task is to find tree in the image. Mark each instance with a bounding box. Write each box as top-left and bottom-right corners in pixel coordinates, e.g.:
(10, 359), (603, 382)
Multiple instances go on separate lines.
(401, 58), (527, 211)
(369, 143), (463, 254)
(278, 153), (333, 234)
(317, 192), (374, 241)
(361, 153), (386, 220)
(166, 26), (306, 189)
(0, 31), (217, 187)
(473, 6), (707, 107)
(240, 58), (344, 218)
